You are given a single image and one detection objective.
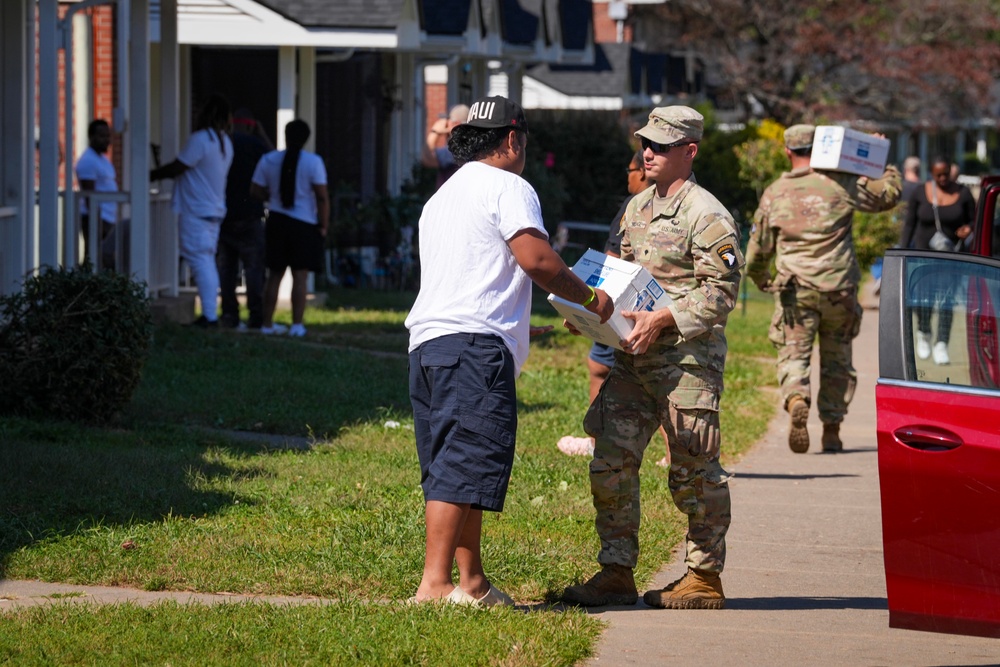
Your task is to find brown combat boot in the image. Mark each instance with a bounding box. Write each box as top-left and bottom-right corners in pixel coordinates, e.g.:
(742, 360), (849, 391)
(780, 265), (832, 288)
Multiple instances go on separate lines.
(561, 564), (637, 607)
(643, 568), (725, 610)
(821, 423), (843, 453)
(787, 396), (810, 453)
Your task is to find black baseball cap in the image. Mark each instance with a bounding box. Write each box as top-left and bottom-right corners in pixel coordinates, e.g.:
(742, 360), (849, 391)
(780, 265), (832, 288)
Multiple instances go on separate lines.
(465, 96), (528, 133)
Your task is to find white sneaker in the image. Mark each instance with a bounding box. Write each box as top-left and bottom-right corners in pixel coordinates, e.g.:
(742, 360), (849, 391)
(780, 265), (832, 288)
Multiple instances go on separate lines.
(288, 323), (307, 338)
(916, 331), (931, 360)
(557, 435), (595, 456)
(261, 323), (288, 335)
(933, 341), (950, 365)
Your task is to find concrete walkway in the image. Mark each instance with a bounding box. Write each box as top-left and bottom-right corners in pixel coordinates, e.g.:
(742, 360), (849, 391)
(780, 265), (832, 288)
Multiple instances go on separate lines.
(585, 309), (1000, 665)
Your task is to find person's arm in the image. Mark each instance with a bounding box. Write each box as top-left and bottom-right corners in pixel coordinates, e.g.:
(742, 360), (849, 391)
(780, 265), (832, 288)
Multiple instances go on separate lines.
(249, 183), (268, 201)
(150, 158), (189, 182)
(507, 228), (613, 323)
(899, 185), (920, 248)
(313, 183), (329, 237)
(744, 192), (776, 291)
(421, 118), (449, 168)
(855, 164), (902, 213)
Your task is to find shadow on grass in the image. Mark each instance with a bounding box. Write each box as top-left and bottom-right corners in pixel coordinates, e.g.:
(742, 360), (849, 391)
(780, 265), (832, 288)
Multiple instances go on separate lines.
(128, 323), (412, 438)
(0, 418), (270, 578)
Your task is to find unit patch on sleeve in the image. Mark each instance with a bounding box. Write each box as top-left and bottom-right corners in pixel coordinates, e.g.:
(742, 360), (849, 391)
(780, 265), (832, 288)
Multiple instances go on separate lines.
(716, 243), (737, 269)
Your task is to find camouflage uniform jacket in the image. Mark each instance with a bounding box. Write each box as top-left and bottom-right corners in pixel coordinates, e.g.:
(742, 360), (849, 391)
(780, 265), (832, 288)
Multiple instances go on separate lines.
(746, 165), (902, 292)
(618, 176), (745, 380)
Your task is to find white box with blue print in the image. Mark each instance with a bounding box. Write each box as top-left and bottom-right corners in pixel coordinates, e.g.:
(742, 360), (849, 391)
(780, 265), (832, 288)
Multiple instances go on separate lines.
(809, 126), (890, 179)
(547, 249), (672, 351)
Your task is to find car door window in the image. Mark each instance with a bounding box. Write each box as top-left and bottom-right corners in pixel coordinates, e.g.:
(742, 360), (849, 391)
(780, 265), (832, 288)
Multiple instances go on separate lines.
(906, 255), (1000, 389)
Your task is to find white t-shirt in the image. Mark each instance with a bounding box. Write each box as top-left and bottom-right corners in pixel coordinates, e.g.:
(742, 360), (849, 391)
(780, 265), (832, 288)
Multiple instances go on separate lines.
(173, 128), (234, 219)
(405, 161), (547, 375)
(251, 150), (327, 224)
(75, 146), (118, 224)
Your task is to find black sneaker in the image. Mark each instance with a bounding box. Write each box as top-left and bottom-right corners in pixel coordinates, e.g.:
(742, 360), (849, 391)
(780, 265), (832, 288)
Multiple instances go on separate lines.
(189, 315), (219, 329)
(218, 313), (241, 329)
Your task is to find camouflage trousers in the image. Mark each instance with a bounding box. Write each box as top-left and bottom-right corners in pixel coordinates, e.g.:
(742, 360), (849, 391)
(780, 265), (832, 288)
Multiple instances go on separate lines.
(583, 349), (731, 573)
(769, 286), (862, 424)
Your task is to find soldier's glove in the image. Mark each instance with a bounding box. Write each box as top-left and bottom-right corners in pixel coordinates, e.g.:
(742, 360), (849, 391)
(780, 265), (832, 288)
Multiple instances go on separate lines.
(779, 283), (798, 327)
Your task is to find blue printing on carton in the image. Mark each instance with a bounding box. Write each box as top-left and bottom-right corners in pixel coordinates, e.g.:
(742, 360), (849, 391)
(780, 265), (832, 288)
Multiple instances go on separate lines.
(645, 278), (664, 299)
(634, 289), (656, 311)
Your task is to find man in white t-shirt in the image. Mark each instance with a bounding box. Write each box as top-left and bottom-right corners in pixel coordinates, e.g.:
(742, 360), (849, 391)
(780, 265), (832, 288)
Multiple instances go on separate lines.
(405, 95), (614, 607)
(151, 94), (234, 327)
(75, 119), (118, 264)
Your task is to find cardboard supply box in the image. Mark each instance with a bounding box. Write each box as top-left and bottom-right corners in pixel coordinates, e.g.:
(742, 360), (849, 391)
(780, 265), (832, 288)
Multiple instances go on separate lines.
(548, 249), (672, 351)
(809, 126), (890, 179)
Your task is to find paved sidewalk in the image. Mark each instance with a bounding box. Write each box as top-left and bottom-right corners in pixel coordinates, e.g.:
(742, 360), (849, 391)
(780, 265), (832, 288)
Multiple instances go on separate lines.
(585, 310), (1000, 665)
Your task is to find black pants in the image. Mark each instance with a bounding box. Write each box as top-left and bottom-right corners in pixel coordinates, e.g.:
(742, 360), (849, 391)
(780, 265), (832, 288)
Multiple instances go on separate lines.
(216, 215), (265, 328)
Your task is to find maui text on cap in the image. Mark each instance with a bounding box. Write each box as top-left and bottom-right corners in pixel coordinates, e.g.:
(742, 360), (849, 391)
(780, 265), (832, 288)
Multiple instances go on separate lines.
(466, 96), (528, 133)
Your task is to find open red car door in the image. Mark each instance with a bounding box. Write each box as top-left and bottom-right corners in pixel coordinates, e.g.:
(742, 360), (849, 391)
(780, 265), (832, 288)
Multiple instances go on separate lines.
(876, 176), (1000, 638)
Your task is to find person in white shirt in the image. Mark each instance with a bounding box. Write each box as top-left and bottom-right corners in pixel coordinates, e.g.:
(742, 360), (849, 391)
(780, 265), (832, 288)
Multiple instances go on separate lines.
(405, 95), (614, 607)
(250, 119), (329, 337)
(150, 94), (234, 328)
(75, 119), (117, 264)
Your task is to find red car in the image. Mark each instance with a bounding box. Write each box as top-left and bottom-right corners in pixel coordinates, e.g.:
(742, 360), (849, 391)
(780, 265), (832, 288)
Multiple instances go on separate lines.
(876, 175), (1000, 638)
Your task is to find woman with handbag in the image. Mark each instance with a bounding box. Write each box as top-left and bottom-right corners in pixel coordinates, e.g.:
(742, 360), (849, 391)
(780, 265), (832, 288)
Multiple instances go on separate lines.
(899, 156), (976, 365)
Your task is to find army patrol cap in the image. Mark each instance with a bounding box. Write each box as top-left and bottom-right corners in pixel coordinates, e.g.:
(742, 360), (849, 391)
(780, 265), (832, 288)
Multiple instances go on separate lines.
(784, 124), (816, 150)
(635, 106), (704, 144)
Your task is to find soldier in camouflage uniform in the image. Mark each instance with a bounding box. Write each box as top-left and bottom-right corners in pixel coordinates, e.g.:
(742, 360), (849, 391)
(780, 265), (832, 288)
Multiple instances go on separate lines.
(561, 106), (744, 610)
(745, 124), (901, 453)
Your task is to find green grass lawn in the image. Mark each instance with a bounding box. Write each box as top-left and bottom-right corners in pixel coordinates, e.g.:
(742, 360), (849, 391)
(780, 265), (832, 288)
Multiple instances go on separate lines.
(0, 284), (778, 665)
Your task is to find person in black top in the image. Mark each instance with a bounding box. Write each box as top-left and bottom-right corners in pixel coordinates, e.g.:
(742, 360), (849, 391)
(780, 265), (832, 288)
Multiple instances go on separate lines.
(899, 156), (976, 365)
(218, 108), (273, 329)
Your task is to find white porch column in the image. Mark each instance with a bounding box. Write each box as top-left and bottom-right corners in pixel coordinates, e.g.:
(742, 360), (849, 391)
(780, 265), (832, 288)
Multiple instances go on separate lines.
(128, 0), (151, 289)
(388, 52), (414, 195)
(38, 0), (60, 269)
(277, 46), (296, 149)
(159, 0), (179, 296)
(506, 63), (524, 105)
(0, 0), (32, 294)
(276, 45), (298, 303)
(299, 47), (316, 149)
(976, 128), (988, 163)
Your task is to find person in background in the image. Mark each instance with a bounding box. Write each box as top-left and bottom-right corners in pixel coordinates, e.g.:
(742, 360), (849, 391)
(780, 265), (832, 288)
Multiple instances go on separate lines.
(75, 119), (117, 265)
(561, 106), (743, 611)
(745, 124), (901, 453)
(557, 150), (671, 468)
(405, 95), (613, 606)
(901, 156), (922, 204)
(251, 119), (329, 338)
(151, 94), (234, 328)
(422, 104), (470, 190)
(218, 108), (273, 330)
(899, 155), (976, 365)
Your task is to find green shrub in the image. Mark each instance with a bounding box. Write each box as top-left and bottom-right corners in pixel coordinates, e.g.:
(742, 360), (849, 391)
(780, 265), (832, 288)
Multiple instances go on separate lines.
(854, 207), (902, 273)
(0, 264), (153, 423)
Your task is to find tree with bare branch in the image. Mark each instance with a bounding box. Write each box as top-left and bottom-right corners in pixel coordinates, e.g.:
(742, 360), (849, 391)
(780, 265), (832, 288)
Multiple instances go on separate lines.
(633, 0), (1000, 126)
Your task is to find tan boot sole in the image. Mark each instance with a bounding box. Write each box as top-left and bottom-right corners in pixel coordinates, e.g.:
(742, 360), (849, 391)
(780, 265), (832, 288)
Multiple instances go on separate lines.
(643, 591), (725, 609)
(788, 400), (810, 453)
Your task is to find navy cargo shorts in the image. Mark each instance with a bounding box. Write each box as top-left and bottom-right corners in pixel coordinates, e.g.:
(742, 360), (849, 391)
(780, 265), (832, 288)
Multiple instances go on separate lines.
(408, 333), (518, 512)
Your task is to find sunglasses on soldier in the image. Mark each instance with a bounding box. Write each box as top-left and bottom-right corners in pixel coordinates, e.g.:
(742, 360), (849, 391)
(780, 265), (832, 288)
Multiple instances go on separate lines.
(640, 137), (695, 153)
